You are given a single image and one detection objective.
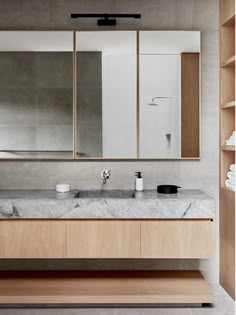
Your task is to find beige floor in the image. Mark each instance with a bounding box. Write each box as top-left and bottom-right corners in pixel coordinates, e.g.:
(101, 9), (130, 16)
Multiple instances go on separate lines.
(0, 284), (234, 315)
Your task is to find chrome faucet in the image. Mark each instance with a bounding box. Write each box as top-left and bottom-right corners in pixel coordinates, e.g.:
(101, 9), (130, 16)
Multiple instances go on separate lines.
(101, 169), (111, 184)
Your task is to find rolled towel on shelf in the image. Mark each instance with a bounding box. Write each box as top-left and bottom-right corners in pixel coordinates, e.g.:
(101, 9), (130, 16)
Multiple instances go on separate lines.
(230, 164), (236, 172)
(226, 178), (235, 186)
(227, 171), (236, 180)
(226, 131), (236, 146)
(225, 179), (236, 191)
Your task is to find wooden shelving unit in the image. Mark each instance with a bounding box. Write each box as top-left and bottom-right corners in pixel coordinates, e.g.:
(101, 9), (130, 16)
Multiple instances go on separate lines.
(221, 145), (236, 151)
(0, 271), (213, 305)
(220, 0), (235, 300)
(221, 100), (236, 109)
(221, 55), (236, 67)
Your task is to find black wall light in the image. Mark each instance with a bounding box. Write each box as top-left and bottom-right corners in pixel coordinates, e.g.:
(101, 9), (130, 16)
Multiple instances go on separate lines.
(71, 13), (141, 26)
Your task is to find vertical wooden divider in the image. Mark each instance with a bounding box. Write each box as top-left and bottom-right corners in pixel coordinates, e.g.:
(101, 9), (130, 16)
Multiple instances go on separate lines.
(136, 31), (140, 159)
(73, 31), (77, 160)
(181, 53), (200, 158)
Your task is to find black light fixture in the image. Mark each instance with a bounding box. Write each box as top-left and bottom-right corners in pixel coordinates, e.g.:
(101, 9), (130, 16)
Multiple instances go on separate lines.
(71, 13), (141, 26)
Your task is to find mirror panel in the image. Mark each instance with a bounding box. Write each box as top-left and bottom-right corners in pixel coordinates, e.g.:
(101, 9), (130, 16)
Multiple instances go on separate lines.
(0, 30), (201, 160)
(76, 31), (137, 158)
(139, 31), (201, 158)
(0, 31), (73, 159)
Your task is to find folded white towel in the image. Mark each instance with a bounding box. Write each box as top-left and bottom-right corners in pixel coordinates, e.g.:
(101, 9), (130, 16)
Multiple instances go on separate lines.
(226, 141), (236, 145)
(230, 164), (236, 172)
(226, 131), (236, 145)
(227, 171), (236, 180)
(226, 178), (236, 186)
(225, 183), (236, 191)
(225, 180), (236, 191)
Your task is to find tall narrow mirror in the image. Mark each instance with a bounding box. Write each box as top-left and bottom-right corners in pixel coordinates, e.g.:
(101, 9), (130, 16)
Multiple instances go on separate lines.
(76, 31), (137, 159)
(0, 31), (73, 159)
(139, 31), (201, 158)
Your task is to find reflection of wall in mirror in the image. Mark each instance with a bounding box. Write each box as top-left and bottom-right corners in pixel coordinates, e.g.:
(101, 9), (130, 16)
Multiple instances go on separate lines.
(140, 54), (181, 158)
(102, 54), (136, 158)
(0, 52), (73, 156)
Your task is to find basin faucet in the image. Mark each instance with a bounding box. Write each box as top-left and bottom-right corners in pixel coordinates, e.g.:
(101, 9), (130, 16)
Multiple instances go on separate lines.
(101, 169), (111, 184)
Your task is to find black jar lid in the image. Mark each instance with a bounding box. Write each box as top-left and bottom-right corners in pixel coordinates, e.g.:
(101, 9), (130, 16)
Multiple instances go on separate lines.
(157, 185), (181, 194)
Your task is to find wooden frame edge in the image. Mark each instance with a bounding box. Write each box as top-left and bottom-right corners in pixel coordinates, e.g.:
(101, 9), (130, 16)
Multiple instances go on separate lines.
(73, 31), (77, 160)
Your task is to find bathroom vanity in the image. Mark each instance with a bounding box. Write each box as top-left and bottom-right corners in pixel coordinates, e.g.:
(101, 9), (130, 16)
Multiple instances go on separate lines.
(0, 189), (215, 305)
(0, 28), (214, 306)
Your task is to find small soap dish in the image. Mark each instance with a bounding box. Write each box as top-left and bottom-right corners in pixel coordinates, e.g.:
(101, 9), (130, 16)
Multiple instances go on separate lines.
(56, 184), (71, 193)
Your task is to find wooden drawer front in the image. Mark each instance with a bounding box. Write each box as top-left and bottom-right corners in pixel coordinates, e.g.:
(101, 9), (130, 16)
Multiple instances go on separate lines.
(0, 221), (66, 258)
(141, 220), (215, 258)
(67, 221), (140, 258)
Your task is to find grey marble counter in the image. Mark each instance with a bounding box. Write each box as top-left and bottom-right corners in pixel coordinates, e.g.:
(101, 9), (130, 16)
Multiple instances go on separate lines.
(0, 189), (215, 219)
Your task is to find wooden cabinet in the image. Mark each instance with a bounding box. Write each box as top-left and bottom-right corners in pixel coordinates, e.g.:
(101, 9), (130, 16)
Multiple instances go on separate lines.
(67, 221), (141, 258)
(0, 221), (66, 258)
(220, 0), (235, 301)
(141, 220), (214, 258)
(0, 219), (215, 259)
(220, 188), (235, 298)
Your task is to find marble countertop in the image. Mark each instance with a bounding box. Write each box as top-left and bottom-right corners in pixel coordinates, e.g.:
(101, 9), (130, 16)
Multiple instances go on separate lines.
(0, 189), (215, 220)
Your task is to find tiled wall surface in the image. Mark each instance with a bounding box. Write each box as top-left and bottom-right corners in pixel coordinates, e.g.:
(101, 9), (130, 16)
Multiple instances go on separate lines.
(0, 0), (219, 282)
(0, 52), (73, 151)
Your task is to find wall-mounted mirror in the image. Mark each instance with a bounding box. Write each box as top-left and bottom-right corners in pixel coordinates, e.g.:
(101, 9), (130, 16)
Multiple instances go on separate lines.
(0, 30), (201, 160)
(76, 31), (137, 158)
(0, 31), (73, 159)
(139, 31), (201, 158)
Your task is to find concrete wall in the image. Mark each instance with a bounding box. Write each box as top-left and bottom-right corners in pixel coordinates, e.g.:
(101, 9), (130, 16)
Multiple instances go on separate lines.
(0, 0), (219, 283)
(0, 52), (73, 154)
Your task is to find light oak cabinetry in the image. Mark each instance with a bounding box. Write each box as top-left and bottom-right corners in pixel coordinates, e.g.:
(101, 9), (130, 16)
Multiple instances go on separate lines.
(67, 221), (140, 258)
(220, 188), (235, 298)
(181, 53), (200, 158)
(220, 0), (235, 300)
(0, 219), (215, 305)
(0, 219), (214, 259)
(0, 270), (213, 305)
(141, 220), (214, 258)
(0, 221), (66, 258)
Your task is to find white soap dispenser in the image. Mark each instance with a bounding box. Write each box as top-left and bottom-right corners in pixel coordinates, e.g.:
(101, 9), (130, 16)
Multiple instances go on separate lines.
(135, 172), (144, 191)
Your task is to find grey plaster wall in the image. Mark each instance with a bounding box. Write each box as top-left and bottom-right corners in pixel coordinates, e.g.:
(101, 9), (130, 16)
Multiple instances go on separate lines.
(0, 0), (219, 283)
(0, 52), (73, 153)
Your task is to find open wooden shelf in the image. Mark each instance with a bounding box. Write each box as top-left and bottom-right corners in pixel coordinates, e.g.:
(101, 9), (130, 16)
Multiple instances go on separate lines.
(221, 0), (235, 26)
(220, 68), (235, 104)
(222, 55), (236, 68)
(0, 270), (213, 305)
(221, 100), (236, 109)
(221, 186), (235, 193)
(220, 0), (236, 300)
(221, 145), (236, 151)
(222, 13), (235, 26)
(220, 150), (235, 187)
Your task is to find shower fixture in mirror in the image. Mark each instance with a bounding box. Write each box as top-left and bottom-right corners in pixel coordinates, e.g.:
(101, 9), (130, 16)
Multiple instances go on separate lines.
(0, 31), (74, 159)
(0, 30), (200, 160)
(139, 31), (201, 158)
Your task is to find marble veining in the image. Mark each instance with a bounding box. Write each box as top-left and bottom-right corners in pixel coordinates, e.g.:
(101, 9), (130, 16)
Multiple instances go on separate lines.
(0, 189), (215, 219)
